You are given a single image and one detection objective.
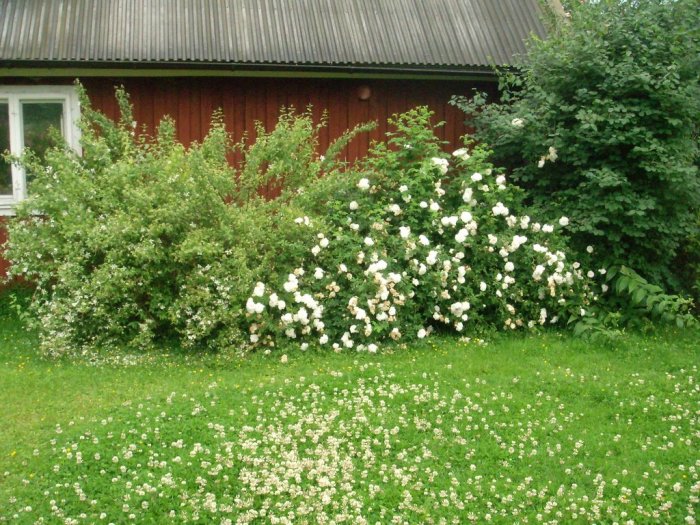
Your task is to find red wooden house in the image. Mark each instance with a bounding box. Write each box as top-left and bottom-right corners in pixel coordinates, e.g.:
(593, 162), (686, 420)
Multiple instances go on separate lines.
(0, 0), (557, 276)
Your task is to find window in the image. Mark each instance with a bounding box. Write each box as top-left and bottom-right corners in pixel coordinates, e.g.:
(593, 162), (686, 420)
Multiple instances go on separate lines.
(0, 86), (80, 215)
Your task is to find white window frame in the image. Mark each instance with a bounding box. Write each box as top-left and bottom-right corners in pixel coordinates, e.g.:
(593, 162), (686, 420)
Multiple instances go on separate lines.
(0, 85), (81, 215)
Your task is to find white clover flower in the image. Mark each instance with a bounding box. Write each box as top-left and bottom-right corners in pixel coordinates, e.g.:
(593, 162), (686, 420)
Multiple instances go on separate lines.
(357, 179), (370, 190)
(452, 147), (470, 160)
(349, 200), (359, 210)
(559, 216), (569, 227)
(471, 172), (483, 182)
(511, 117), (524, 128)
(431, 157), (449, 175)
(399, 226), (411, 239)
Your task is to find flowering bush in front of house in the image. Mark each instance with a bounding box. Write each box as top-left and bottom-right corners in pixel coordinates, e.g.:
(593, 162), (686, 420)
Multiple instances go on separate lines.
(241, 108), (600, 352)
(4, 90), (601, 356)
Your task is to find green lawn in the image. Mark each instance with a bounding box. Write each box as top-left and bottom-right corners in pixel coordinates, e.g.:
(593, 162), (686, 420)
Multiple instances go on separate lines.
(1, 308), (698, 524)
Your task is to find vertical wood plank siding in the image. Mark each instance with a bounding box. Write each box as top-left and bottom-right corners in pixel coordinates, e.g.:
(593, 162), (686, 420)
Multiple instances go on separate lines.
(0, 76), (496, 277)
(81, 77), (496, 161)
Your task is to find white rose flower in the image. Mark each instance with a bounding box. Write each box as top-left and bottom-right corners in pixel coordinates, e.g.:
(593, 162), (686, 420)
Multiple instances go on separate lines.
(462, 187), (473, 203)
(470, 172), (483, 182)
(418, 235), (430, 246)
(558, 216), (569, 227)
(349, 200), (359, 210)
(319, 237), (329, 248)
(452, 147), (470, 160)
(511, 118), (524, 128)
(399, 226), (411, 239)
(357, 179), (370, 190)
(417, 328), (427, 339)
(364, 237), (374, 246)
(431, 157), (449, 175)
(314, 267), (324, 279)
(399, 185), (408, 193)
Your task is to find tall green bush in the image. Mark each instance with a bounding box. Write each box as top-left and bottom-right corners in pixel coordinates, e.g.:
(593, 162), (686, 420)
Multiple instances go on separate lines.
(452, 0), (700, 294)
(3, 88), (324, 354)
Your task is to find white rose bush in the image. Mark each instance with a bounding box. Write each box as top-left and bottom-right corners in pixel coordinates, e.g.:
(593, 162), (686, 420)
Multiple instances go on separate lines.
(243, 107), (600, 352)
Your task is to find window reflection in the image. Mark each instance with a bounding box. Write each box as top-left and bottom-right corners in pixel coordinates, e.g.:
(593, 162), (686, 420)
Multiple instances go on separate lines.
(22, 102), (64, 187)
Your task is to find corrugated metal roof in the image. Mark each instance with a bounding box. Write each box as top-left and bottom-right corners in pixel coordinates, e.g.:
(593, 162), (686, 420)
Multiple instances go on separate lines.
(0, 0), (547, 70)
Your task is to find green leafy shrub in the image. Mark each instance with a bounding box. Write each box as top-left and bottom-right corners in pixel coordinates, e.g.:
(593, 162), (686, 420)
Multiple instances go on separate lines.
(4, 88), (324, 355)
(452, 0), (700, 294)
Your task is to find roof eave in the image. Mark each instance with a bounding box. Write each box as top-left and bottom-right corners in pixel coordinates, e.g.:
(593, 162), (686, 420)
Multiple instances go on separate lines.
(0, 60), (504, 81)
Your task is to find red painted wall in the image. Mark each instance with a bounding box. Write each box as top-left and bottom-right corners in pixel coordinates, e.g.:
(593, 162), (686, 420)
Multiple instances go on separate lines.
(81, 77), (493, 161)
(0, 75), (496, 279)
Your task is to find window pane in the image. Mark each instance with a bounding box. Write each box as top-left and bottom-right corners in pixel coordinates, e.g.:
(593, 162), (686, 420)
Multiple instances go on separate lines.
(22, 102), (64, 187)
(0, 103), (10, 195)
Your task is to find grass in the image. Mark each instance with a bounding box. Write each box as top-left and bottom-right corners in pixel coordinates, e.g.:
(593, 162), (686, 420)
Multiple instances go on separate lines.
(0, 304), (698, 523)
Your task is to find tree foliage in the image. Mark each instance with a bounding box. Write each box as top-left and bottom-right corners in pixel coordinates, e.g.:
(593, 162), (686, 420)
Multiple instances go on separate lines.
(452, 0), (700, 296)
